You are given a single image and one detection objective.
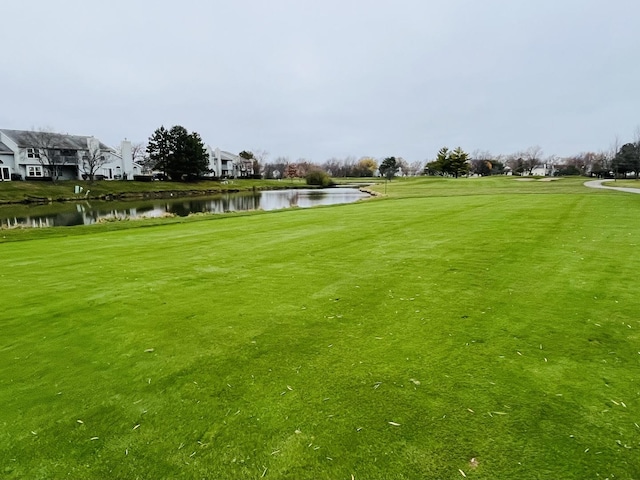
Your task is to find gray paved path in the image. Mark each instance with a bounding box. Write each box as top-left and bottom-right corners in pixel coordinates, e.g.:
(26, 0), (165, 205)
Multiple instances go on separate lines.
(584, 179), (640, 194)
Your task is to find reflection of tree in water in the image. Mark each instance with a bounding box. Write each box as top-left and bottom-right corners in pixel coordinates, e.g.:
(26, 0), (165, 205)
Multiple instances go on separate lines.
(286, 191), (299, 207)
(229, 192), (261, 211)
(134, 205), (156, 215)
(165, 201), (194, 217)
(51, 211), (85, 227)
(161, 193), (262, 215)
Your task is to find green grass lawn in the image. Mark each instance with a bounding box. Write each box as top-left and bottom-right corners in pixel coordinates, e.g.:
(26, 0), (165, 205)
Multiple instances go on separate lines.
(603, 179), (640, 189)
(1, 177), (640, 479)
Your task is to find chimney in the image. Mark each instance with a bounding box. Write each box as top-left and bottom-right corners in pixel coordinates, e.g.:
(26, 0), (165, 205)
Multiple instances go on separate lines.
(120, 139), (133, 180)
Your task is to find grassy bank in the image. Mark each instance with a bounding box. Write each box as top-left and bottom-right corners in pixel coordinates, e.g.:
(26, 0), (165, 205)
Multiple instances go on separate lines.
(0, 178), (310, 204)
(1, 177), (639, 478)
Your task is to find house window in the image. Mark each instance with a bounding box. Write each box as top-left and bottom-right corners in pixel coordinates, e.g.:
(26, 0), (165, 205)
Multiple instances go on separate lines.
(27, 148), (40, 158)
(0, 166), (10, 181)
(27, 165), (44, 177)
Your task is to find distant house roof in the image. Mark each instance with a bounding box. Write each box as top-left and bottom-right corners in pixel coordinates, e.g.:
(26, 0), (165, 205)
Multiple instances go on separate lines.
(0, 129), (111, 151)
(218, 150), (240, 161)
(0, 141), (12, 153)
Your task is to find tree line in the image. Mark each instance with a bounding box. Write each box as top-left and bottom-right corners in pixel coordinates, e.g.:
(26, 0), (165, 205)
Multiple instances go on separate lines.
(17, 123), (640, 183)
(139, 125), (640, 181)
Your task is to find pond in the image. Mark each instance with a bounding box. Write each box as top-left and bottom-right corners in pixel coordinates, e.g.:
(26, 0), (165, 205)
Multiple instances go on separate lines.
(0, 187), (370, 228)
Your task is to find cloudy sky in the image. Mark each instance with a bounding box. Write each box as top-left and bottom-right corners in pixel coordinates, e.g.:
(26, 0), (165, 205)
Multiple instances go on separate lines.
(2, 0), (639, 163)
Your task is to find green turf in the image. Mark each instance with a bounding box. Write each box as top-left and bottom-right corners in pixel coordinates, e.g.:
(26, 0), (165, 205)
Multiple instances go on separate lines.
(603, 179), (640, 189)
(1, 177), (639, 479)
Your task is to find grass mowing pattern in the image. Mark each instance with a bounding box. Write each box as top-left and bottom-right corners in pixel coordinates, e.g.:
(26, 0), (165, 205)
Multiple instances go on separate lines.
(1, 178), (640, 478)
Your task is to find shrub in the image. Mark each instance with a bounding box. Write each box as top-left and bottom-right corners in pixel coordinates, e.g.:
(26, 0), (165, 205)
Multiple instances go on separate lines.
(133, 175), (154, 182)
(25, 176), (53, 182)
(305, 169), (333, 187)
(554, 165), (582, 176)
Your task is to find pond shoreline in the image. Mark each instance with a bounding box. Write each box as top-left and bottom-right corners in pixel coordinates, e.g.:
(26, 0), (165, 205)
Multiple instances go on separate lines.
(0, 182), (365, 206)
(0, 187), (373, 229)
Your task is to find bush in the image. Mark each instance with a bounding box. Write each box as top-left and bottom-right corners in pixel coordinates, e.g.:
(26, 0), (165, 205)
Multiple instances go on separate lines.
(25, 176), (53, 182)
(554, 165), (582, 176)
(305, 169), (333, 187)
(133, 175), (154, 182)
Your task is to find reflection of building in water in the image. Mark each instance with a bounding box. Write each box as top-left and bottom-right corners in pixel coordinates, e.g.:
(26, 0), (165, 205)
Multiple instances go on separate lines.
(229, 193), (261, 211)
(30, 217), (52, 228)
(1, 216), (52, 228)
(0, 188), (370, 228)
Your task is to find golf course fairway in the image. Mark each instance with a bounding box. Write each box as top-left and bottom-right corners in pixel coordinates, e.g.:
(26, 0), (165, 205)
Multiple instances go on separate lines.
(1, 177), (639, 479)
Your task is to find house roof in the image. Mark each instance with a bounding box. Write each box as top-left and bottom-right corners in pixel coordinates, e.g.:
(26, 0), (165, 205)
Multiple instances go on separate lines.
(0, 129), (111, 151)
(0, 141), (13, 153)
(218, 150), (240, 161)
(219, 151), (252, 164)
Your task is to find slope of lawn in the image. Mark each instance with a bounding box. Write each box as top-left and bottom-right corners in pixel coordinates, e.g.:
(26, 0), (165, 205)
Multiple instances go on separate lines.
(1, 177), (640, 479)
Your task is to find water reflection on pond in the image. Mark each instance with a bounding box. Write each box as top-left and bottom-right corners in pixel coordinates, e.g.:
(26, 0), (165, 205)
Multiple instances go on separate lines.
(0, 188), (370, 228)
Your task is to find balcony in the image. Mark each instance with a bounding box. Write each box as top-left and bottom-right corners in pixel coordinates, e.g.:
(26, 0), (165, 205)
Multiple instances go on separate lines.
(55, 155), (79, 165)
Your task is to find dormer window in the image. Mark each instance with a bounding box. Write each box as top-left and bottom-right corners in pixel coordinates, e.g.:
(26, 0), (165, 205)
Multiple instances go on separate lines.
(26, 148), (40, 159)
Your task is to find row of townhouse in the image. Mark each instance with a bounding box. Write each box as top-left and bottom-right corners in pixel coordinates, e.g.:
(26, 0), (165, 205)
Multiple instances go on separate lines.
(0, 128), (253, 181)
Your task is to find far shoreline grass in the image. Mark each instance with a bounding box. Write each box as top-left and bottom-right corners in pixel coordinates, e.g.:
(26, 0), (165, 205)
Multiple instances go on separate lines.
(0, 178), (316, 205)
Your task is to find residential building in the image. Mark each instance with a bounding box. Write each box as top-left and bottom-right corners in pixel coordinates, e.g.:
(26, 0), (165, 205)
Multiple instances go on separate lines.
(0, 129), (139, 181)
(206, 146), (254, 178)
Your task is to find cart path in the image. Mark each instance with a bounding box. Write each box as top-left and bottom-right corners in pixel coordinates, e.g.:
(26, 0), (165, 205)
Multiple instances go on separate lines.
(584, 179), (640, 194)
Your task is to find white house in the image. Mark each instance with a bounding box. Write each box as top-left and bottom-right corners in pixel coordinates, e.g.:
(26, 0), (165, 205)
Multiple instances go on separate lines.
(528, 163), (556, 176)
(0, 129), (140, 181)
(0, 139), (14, 181)
(205, 146), (254, 178)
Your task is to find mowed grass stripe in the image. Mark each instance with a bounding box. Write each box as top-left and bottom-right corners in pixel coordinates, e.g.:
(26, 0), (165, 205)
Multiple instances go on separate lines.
(1, 187), (639, 479)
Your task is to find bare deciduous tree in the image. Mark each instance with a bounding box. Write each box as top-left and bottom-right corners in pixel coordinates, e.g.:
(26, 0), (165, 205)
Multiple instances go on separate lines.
(407, 160), (424, 176)
(30, 128), (67, 182)
(116, 141), (150, 172)
(470, 150), (493, 176)
(131, 142), (146, 162)
(395, 157), (409, 176)
(80, 138), (110, 183)
(263, 156), (289, 179)
(522, 145), (543, 175)
(609, 135), (621, 178)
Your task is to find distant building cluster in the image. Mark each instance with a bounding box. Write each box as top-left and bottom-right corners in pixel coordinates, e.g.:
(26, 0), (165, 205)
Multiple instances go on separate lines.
(0, 128), (252, 182)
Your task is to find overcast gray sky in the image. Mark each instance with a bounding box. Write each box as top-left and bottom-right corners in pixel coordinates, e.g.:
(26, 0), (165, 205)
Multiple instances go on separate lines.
(2, 0), (639, 163)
